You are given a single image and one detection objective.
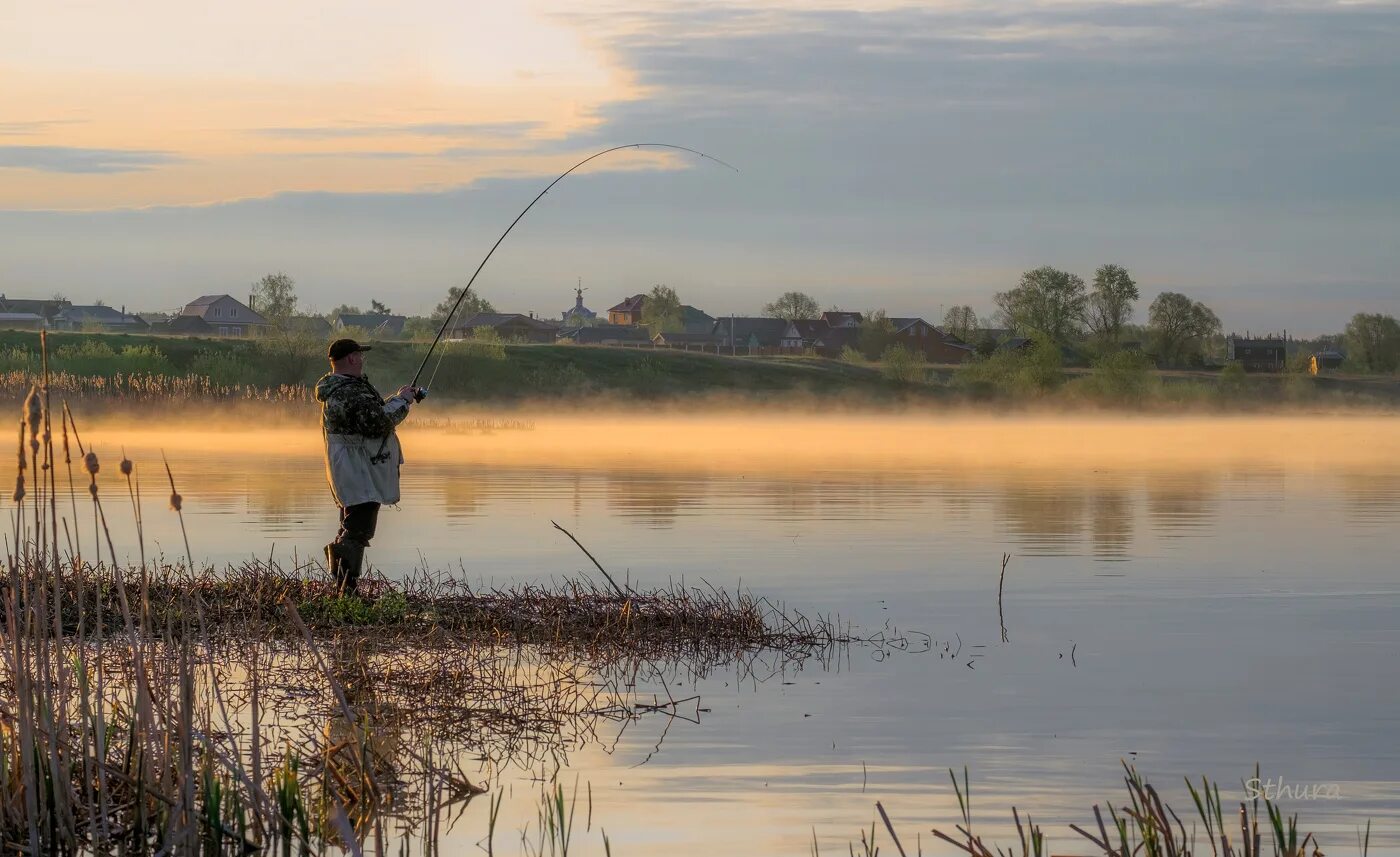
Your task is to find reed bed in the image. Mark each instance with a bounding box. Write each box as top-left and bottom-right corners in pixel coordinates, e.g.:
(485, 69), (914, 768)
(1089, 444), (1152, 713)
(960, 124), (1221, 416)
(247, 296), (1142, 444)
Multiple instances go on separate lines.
(850, 763), (1369, 857)
(3, 558), (843, 660)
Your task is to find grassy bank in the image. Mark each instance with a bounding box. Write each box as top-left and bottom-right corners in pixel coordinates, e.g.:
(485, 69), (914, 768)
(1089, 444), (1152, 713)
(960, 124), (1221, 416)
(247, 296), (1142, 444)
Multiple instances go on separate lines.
(0, 329), (923, 405)
(0, 329), (1396, 412)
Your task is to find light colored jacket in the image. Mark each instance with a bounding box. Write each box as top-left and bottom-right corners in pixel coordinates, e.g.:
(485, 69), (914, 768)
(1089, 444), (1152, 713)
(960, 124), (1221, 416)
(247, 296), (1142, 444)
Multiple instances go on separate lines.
(314, 373), (412, 507)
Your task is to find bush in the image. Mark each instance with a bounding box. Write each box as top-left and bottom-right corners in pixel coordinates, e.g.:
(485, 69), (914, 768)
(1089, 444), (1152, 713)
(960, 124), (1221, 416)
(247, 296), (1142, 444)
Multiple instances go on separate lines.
(955, 339), (1063, 398)
(1218, 361), (1247, 393)
(252, 332), (324, 383)
(116, 345), (173, 375)
(0, 347), (35, 373)
(880, 344), (926, 383)
(838, 346), (865, 365)
(456, 328), (507, 361)
(1080, 350), (1157, 402)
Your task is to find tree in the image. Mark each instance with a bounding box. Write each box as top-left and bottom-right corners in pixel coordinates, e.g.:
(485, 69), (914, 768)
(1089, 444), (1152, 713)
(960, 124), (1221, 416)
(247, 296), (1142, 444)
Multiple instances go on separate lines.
(432, 286), (495, 322)
(762, 291), (820, 321)
(994, 267), (1087, 344)
(328, 304), (362, 320)
(641, 284), (682, 335)
(1344, 313), (1400, 373)
(942, 305), (978, 341)
(1148, 292), (1221, 366)
(857, 310), (896, 360)
(880, 343), (926, 383)
(370, 299), (392, 315)
(252, 272), (297, 323)
(1084, 264), (1139, 345)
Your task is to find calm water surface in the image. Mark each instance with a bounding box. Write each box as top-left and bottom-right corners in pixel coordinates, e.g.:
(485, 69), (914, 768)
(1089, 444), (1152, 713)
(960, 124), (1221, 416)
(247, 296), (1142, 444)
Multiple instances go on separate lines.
(73, 417), (1400, 854)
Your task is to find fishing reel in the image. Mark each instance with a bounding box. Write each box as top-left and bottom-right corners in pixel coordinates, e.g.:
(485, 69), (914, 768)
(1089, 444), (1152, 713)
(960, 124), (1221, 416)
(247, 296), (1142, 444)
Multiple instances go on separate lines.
(413, 387), (428, 403)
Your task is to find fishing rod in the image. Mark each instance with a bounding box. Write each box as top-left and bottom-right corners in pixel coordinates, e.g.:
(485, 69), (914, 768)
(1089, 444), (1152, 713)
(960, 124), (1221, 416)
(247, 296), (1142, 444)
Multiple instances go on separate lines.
(370, 142), (738, 463)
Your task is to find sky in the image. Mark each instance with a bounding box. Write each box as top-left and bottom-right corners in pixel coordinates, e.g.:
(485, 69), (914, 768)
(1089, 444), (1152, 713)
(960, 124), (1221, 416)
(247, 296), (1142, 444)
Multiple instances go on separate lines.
(1, 0), (1397, 333)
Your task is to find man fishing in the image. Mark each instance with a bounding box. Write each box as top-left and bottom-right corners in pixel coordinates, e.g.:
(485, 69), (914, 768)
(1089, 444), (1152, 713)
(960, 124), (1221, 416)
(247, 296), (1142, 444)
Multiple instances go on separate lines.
(315, 339), (419, 596)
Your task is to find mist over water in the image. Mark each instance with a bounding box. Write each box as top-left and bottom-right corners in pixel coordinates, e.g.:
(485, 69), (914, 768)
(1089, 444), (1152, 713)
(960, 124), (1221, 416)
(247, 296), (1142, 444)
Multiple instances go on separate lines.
(36, 412), (1400, 853)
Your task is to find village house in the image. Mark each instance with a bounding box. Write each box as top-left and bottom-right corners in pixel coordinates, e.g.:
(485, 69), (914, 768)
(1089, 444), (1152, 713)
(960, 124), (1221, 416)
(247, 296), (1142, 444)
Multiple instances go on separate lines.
(606, 294), (713, 333)
(285, 315), (334, 337)
(335, 312), (407, 338)
(652, 330), (720, 351)
(607, 295), (647, 325)
(56, 305), (149, 332)
(712, 317), (790, 355)
(812, 326), (860, 357)
(779, 319), (829, 351)
(821, 310), (863, 329)
(1310, 348), (1346, 375)
(559, 324), (653, 346)
(177, 294), (269, 337)
(887, 317), (976, 363)
(0, 295), (71, 328)
(453, 312), (558, 343)
(1226, 333), (1288, 372)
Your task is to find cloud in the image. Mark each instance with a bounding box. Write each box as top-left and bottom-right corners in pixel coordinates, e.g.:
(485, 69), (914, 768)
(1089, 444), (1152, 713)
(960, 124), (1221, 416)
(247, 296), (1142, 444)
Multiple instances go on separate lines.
(2, 1), (1398, 333)
(0, 120), (86, 136)
(251, 121), (544, 140)
(0, 145), (181, 174)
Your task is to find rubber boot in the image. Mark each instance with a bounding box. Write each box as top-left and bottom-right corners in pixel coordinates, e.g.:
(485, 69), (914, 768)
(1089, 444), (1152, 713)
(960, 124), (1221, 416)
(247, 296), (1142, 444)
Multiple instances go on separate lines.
(339, 541), (365, 598)
(325, 543), (345, 594)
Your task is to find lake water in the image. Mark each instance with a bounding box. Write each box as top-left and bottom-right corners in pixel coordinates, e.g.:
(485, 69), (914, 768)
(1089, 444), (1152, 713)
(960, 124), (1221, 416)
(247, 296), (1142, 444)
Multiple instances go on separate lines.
(66, 414), (1400, 854)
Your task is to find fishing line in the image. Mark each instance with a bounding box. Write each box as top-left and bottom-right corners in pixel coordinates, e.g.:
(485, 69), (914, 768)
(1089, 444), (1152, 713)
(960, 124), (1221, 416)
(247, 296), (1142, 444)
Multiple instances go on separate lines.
(371, 142), (738, 463)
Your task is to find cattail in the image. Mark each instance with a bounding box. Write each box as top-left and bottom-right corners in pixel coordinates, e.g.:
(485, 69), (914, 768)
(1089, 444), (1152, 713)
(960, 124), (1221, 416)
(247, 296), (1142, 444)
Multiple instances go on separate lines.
(12, 473), (24, 503)
(169, 490), (183, 512)
(120, 454), (133, 476)
(24, 385), (40, 443)
(84, 451), (99, 476)
(16, 420), (24, 471)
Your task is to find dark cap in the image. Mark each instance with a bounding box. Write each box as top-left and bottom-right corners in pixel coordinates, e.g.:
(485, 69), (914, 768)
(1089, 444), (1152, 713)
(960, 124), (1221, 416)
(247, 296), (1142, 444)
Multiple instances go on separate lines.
(328, 339), (372, 361)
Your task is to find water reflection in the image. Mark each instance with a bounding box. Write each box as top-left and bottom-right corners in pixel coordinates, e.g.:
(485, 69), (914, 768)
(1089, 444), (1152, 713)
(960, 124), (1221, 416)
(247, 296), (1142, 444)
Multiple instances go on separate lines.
(15, 416), (1400, 854)
(21, 444), (1400, 567)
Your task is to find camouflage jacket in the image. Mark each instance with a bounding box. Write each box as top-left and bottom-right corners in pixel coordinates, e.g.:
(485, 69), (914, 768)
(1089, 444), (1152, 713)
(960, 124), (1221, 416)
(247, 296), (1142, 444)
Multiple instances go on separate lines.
(314, 373), (410, 439)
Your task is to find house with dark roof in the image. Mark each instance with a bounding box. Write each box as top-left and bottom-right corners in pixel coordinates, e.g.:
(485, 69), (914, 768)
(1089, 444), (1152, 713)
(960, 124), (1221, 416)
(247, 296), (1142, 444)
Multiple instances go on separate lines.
(335, 313), (407, 338)
(885, 317), (976, 363)
(559, 324), (653, 346)
(680, 305), (715, 334)
(812, 326), (860, 357)
(1226, 333), (1288, 372)
(1310, 348), (1346, 375)
(0, 312), (46, 330)
(713, 317), (790, 354)
(820, 310), (863, 329)
(453, 312), (559, 343)
(56, 305), (149, 332)
(652, 330), (720, 351)
(782, 319), (829, 350)
(286, 315), (334, 337)
(607, 294), (647, 325)
(150, 315), (215, 336)
(0, 295), (72, 327)
(178, 295), (268, 337)
(607, 294), (713, 333)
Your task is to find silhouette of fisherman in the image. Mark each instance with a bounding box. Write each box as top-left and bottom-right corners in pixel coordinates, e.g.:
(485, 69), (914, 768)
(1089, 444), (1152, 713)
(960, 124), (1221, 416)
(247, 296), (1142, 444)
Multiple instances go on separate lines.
(314, 339), (419, 596)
